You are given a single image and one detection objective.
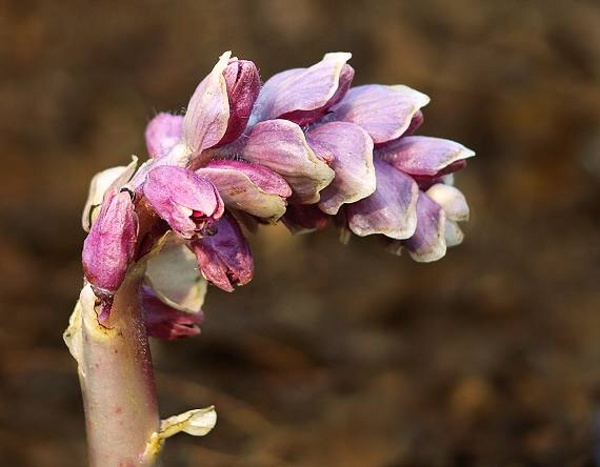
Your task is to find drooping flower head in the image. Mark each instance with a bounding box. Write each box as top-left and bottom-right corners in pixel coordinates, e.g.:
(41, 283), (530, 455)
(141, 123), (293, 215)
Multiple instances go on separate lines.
(80, 50), (474, 338)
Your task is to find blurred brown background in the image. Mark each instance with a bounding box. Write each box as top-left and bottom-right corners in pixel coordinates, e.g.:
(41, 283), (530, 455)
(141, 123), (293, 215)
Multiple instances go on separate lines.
(1, 0), (599, 465)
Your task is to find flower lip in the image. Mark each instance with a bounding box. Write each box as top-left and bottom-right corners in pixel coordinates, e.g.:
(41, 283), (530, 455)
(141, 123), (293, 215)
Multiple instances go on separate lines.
(250, 52), (353, 126)
(278, 63), (355, 126)
(143, 166), (224, 239)
(242, 119), (335, 204)
(330, 84), (430, 145)
(345, 159), (419, 240)
(191, 213), (253, 292)
(377, 136), (475, 177)
(197, 159), (292, 222)
(402, 190), (447, 263)
(306, 121), (376, 215)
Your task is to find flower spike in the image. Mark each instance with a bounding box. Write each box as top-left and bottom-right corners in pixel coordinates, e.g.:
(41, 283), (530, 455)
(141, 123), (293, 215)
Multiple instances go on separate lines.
(69, 49), (476, 466)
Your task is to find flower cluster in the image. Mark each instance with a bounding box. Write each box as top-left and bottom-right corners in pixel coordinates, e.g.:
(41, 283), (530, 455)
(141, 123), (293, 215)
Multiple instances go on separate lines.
(81, 51), (474, 339)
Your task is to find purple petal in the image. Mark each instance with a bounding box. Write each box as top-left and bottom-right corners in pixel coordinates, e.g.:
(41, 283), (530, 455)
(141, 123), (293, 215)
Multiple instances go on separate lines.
(377, 136), (475, 177)
(283, 204), (330, 234)
(197, 159), (291, 221)
(145, 113), (184, 159)
(330, 84), (430, 145)
(426, 183), (470, 221)
(142, 285), (203, 340)
(183, 52), (231, 154)
(82, 190), (139, 295)
(306, 122), (375, 215)
(403, 191), (447, 262)
(346, 160), (418, 239)
(191, 213), (253, 292)
(218, 59), (261, 145)
(251, 52), (353, 125)
(143, 166), (224, 239)
(242, 119), (335, 204)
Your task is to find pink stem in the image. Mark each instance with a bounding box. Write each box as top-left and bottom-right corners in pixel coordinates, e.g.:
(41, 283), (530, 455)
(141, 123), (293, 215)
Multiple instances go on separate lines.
(78, 265), (159, 466)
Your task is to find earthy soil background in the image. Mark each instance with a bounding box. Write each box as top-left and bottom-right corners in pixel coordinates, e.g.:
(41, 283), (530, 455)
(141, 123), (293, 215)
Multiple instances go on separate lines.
(1, 0), (599, 465)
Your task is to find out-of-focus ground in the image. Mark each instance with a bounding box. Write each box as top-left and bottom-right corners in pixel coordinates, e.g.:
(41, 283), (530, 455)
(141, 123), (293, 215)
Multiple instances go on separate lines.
(1, 0), (599, 465)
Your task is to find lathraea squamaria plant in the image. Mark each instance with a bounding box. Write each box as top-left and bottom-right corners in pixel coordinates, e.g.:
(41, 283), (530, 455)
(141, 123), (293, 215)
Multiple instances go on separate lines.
(64, 50), (474, 465)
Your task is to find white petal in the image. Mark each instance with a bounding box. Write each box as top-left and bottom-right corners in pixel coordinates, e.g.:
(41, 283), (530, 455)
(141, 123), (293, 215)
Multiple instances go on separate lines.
(426, 183), (470, 221)
(82, 156), (138, 231)
(145, 236), (207, 313)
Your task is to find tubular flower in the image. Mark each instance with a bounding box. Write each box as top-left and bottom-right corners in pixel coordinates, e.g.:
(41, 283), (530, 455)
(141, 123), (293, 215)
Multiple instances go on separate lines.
(143, 166), (224, 239)
(82, 189), (139, 296)
(80, 50), (474, 338)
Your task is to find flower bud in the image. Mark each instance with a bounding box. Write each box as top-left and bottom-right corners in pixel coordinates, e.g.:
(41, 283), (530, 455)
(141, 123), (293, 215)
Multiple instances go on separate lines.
(82, 190), (139, 295)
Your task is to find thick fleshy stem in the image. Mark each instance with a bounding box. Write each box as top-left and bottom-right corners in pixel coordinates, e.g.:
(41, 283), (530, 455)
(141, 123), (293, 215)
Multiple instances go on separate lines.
(66, 264), (160, 466)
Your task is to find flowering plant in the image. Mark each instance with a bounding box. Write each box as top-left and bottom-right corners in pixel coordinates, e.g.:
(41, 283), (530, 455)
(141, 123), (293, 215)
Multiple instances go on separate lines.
(64, 51), (474, 465)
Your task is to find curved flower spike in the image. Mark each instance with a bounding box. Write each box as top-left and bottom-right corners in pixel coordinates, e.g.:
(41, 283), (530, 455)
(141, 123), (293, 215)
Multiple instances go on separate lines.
(191, 213), (253, 292)
(330, 84), (430, 145)
(377, 136), (475, 177)
(251, 52), (353, 126)
(197, 159), (292, 222)
(145, 113), (184, 159)
(143, 166), (224, 239)
(82, 190), (139, 295)
(183, 51), (231, 155)
(346, 160), (419, 239)
(242, 119), (335, 204)
(218, 58), (261, 145)
(306, 122), (376, 215)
